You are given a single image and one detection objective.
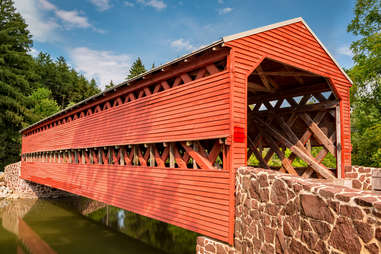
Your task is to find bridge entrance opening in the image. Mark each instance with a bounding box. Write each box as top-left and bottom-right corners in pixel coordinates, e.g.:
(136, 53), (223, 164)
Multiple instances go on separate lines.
(246, 58), (341, 179)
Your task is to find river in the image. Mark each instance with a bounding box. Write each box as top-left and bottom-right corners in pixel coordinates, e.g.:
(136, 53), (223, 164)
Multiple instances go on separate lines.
(0, 197), (198, 253)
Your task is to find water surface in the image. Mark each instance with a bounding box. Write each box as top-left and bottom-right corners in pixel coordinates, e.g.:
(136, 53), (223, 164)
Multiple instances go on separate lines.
(0, 198), (197, 254)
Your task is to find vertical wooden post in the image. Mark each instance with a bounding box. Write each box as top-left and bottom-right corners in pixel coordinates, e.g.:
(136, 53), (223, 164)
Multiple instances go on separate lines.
(336, 105), (342, 178)
(120, 147), (125, 165)
(193, 142), (198, 169)
(149, 145), (155, 167)
(133, 145), (138, 165)
(169, 143), (175, 168)
(82, 150), (85, 164)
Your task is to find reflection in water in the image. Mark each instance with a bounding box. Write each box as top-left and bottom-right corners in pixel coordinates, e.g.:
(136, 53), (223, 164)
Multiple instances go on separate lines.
(0, 198), (187, 254)
(86, 202), (199, 254)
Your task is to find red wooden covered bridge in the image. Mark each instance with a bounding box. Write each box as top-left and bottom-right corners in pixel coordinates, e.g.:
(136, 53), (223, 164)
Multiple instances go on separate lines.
(20, 18), (352, 244)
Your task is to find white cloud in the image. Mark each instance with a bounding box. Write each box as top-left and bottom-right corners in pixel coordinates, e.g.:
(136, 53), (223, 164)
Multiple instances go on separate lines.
(337, 46), (352, 56)
(218, 7), (232, 15)
(39, 0), (56, 10)
(13, 0), (59, 42)
(217, 0), (224, 4)
(69, 47), (132, 89)
(170, 38), (197, 51)
(14, 0), (98, 42)
(136, 0), (167, 10)
(55, 10), (91, 28)
(90, 0), (112, 11)
(124, 1), (135, 7)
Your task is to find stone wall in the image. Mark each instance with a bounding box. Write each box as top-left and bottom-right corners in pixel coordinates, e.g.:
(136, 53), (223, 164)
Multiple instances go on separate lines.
(345, 166), (381, 191)
(197, 167), (381, 254)
(4, 162), (69, 199)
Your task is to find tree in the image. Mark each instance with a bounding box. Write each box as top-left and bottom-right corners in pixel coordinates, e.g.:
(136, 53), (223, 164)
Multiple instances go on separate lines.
(347, 0), (381, 167)
(0, 0), (37, 169)
(105, 80), (115, 90)
(33, 52), (101, 108)
(347, 0), (381, 97)
(127, 57), (146, 79)
(28, 87), (60, 119)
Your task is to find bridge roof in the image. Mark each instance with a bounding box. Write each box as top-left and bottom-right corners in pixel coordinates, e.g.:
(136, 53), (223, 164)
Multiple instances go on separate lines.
(21, 17), (350, 133)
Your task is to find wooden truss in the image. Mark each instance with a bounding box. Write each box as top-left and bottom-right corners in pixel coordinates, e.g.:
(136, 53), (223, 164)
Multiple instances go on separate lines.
(22, 139), (228, 171)
(247, 89), (339, 180)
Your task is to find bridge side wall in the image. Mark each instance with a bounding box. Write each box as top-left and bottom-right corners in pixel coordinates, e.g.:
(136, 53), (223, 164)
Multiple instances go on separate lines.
(21, 162), (232, 242)
(22, 71), (231, 153)
(20, 56), (235, 243)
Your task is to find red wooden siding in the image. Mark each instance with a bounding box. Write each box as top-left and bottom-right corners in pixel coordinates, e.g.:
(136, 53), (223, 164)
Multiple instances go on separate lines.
(226, 21), (352, 176)
(22, 71), (231, 154)
(21, 161), (231, 242)
(19, 19), (352, 246)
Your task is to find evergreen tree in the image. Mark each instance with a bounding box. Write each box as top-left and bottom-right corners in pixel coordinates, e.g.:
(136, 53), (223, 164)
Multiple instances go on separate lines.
(33, 52), (101, 108)
(0, 0), (37, 168)
(105, 80), (115, 90)
(127, 57), (146, 79)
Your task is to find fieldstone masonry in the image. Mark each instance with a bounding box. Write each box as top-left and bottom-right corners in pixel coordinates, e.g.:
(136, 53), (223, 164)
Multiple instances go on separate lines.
(4, 162), (69, 198)
(197, 166), (381, 254)
(346, 166), (381, 191)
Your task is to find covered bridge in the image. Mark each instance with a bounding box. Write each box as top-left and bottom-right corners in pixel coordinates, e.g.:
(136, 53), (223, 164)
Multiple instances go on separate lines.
(20, 17), (352, 244)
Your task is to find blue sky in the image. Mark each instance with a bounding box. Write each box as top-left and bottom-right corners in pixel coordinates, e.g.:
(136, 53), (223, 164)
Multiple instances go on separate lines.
(13, 0), (357, 89)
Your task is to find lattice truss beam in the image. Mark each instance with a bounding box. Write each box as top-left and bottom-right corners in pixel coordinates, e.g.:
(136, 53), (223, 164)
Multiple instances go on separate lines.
(23, 139), (228, 171)
(247, 88), (339, 180)
(25, 59), (226, 137)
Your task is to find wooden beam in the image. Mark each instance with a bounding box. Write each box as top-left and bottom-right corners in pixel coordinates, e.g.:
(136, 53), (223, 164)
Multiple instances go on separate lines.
(253, 116), (335, 179)
(169, 143), (175, 168)
(161, 81), (170, 90)
(181, 142), (214, 169)
(261, 132), (298, 176)
(255, 65), (273, 91)
(206, 64), (219, 75)
(173, 145), (187, 168)
(248, 137), (269, 169)
(278, 117), (312, 156)
(248, 82), (330, 104)
(299, 113), (336, 155)
(180, 73), (192, 84)
(193, 142), (198, 169)
(208, 141), (221, 164)
(249, 100), (339, 117)
(254, 71), (318, 77)
(195, 68), (206, 80)
(153, 145), (165, 167)
(248, 82), (270, 93)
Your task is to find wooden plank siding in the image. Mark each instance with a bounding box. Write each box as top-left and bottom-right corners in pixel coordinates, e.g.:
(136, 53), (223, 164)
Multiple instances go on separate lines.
(22, 71), (231, 153)
(19, 19), (352, 246)
(226, 21), (352, 177)
(21, 161), (231, 242)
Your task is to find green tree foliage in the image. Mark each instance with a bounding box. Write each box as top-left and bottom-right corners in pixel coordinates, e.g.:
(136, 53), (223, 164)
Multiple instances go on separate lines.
(105, 80), (114, 90)
(28, 87), (60, 119)
(127, 57), (146, 79)
(0, 0), (37, 168)
(347, 0), (381, 167)
(0, 0), (101, 169)
(34, 53), (100, 108)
